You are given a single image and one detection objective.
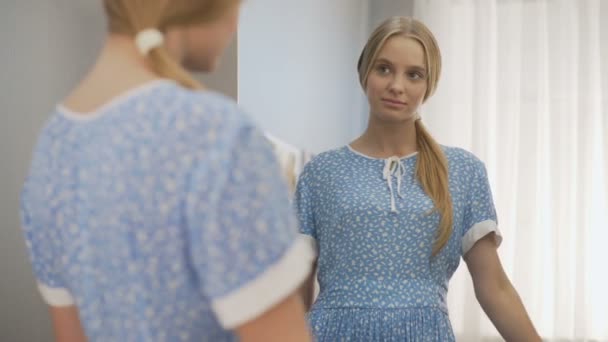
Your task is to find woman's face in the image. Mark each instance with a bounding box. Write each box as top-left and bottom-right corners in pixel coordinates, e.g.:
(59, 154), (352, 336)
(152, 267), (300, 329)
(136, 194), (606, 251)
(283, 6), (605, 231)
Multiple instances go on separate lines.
(365, 35), (428, 124)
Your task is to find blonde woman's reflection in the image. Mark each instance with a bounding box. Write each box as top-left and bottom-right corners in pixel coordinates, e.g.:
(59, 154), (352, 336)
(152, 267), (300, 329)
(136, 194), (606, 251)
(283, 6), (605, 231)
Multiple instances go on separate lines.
(295, 17), (540, 342)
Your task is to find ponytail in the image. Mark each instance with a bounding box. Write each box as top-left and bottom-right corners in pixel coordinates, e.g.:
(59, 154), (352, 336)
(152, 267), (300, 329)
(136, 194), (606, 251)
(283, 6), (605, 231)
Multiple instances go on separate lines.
(415, 119), (453, 256)
(103, 0), (239, 89)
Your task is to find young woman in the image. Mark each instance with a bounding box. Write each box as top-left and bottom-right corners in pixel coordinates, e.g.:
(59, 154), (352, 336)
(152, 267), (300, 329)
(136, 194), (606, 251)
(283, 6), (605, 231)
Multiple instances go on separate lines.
(20, 1), (313, 341)
(296, 16), (541, 341)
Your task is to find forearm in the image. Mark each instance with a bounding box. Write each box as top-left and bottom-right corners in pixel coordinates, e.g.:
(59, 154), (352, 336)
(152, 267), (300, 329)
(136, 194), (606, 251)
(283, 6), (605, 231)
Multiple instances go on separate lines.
(50, 306), (87, 342)
(236, 294), (312, 342)
(299, 259), (317, 311)
(476, 283), (540, 342)
(300, 273), (315, 311)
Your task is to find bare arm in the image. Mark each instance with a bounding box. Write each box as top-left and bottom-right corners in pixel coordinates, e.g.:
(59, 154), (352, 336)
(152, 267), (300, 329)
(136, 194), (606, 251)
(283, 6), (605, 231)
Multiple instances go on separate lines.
(464, 234), (541, 342)
(49, 306), (87, 342)
(235, 293), (312, 342)
(300, 259), (317, 311)
(50, 295), (312, 342)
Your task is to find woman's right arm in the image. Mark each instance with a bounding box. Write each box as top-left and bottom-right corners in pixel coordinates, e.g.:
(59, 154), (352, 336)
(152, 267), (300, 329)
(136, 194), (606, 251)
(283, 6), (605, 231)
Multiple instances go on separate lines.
(235, 293), (312, 342)
(185, 116), (314, 342)
(300, 259), (317, 311)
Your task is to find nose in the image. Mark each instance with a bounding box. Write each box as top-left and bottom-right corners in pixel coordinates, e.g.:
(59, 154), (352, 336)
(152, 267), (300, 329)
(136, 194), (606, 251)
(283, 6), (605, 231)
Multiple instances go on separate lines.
(388, 75), (406, 95)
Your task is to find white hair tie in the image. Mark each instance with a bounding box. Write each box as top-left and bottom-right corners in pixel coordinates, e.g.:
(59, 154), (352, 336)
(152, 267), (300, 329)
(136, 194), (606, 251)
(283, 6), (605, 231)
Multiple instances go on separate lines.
(135, 28), (164, 56)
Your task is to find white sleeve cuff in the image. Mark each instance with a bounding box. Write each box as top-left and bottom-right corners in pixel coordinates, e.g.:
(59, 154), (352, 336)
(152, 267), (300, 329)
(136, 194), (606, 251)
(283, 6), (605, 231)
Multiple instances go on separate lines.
(300, 233), (318, 257)
(462, 219), (502, 255)
(211, 235), (316, 329)
(37, 282), (75, 307)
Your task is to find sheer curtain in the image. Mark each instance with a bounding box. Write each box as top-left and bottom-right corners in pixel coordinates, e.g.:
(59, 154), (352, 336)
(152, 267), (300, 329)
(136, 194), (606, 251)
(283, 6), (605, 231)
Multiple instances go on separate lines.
(412, 0), (608, 340)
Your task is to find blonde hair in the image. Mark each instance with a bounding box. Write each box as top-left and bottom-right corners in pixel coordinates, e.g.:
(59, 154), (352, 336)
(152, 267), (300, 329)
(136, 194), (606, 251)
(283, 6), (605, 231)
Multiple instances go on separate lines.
(103, 0), (239, 89)
(358, 17), (452, 256)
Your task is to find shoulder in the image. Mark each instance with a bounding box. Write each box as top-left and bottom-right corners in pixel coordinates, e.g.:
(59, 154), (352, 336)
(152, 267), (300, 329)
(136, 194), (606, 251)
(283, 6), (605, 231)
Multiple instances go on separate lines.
(172, 86), (252, 132)
(300, 146), (349, 177)
(442, 145), (486, 172)
(162, 85), (262, 153)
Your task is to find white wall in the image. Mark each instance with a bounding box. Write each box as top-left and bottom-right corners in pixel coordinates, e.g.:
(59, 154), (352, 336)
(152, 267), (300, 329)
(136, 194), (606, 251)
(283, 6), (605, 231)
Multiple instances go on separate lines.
(198, 39), (238, 100)
(368, 0), (415, 32)
(602, 1), (608, 123)
(238, 0), (370, 153)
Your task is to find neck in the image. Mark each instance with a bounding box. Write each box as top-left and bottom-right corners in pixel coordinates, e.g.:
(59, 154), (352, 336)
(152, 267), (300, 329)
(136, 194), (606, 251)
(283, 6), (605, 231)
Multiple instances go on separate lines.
(351, 116), (418, 159)
(62, 34), (164, 112)
(92, 35), (158, 78)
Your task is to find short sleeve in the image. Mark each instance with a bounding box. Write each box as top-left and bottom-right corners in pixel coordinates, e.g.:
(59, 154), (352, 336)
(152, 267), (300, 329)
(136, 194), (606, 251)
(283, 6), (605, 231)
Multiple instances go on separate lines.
(294, 165), (318, 256)
(186, 123), (315, 329)
(461, 161), (503, 255)
(20, 193), (75, 307)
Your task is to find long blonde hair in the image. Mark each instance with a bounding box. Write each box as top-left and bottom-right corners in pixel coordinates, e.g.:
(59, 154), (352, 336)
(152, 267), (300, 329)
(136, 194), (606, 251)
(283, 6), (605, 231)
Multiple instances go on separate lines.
(358, 17), (452, 256)
(103, 0), (239, 89)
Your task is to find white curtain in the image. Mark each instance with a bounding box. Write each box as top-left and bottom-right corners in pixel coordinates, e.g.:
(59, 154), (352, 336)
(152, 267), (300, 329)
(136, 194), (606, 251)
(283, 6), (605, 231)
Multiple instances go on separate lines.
(412, 0), (608, 340)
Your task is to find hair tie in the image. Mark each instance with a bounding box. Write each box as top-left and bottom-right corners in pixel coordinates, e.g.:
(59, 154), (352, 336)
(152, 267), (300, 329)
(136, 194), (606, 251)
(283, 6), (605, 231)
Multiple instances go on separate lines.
(135, 28), (164, 56)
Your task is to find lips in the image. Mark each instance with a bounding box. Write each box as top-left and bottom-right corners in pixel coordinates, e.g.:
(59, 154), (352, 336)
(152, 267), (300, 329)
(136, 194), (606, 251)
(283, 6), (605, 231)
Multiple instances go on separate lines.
(382, 98), (407, 106)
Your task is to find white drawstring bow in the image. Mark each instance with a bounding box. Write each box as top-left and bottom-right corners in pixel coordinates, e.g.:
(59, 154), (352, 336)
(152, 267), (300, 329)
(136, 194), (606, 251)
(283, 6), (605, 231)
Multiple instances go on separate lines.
(383, 156), (405, 213)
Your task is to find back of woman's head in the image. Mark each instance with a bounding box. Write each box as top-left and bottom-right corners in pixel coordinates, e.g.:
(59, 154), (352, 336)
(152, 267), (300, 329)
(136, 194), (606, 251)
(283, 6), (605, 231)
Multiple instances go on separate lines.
(103, 0), (240, 89)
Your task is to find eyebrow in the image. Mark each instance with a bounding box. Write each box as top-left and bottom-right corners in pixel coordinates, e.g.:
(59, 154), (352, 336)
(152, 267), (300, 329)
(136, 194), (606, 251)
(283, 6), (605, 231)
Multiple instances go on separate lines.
(408, 66), (427, 73)
(375, 58), (393, 64)
(374, 58), (427, 72)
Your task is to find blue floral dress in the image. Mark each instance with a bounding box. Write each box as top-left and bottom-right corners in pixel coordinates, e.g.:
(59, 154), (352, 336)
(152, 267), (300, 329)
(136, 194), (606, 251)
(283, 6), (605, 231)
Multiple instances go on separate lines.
(21, 80), (314, 341)
(295, 145), (501, 341)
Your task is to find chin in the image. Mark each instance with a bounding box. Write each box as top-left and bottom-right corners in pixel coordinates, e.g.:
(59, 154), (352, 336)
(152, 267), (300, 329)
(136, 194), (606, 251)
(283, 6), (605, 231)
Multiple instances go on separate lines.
(374, 111), (416, 124)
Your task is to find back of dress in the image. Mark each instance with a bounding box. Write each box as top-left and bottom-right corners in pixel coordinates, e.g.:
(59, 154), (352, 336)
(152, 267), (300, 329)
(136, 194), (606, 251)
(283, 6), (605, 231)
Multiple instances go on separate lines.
(20, 80), (313, 341)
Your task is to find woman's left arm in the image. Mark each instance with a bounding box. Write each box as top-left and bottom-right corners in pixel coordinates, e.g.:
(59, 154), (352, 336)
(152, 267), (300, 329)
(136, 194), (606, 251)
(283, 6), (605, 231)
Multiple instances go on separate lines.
(464, 234), (542, 342)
